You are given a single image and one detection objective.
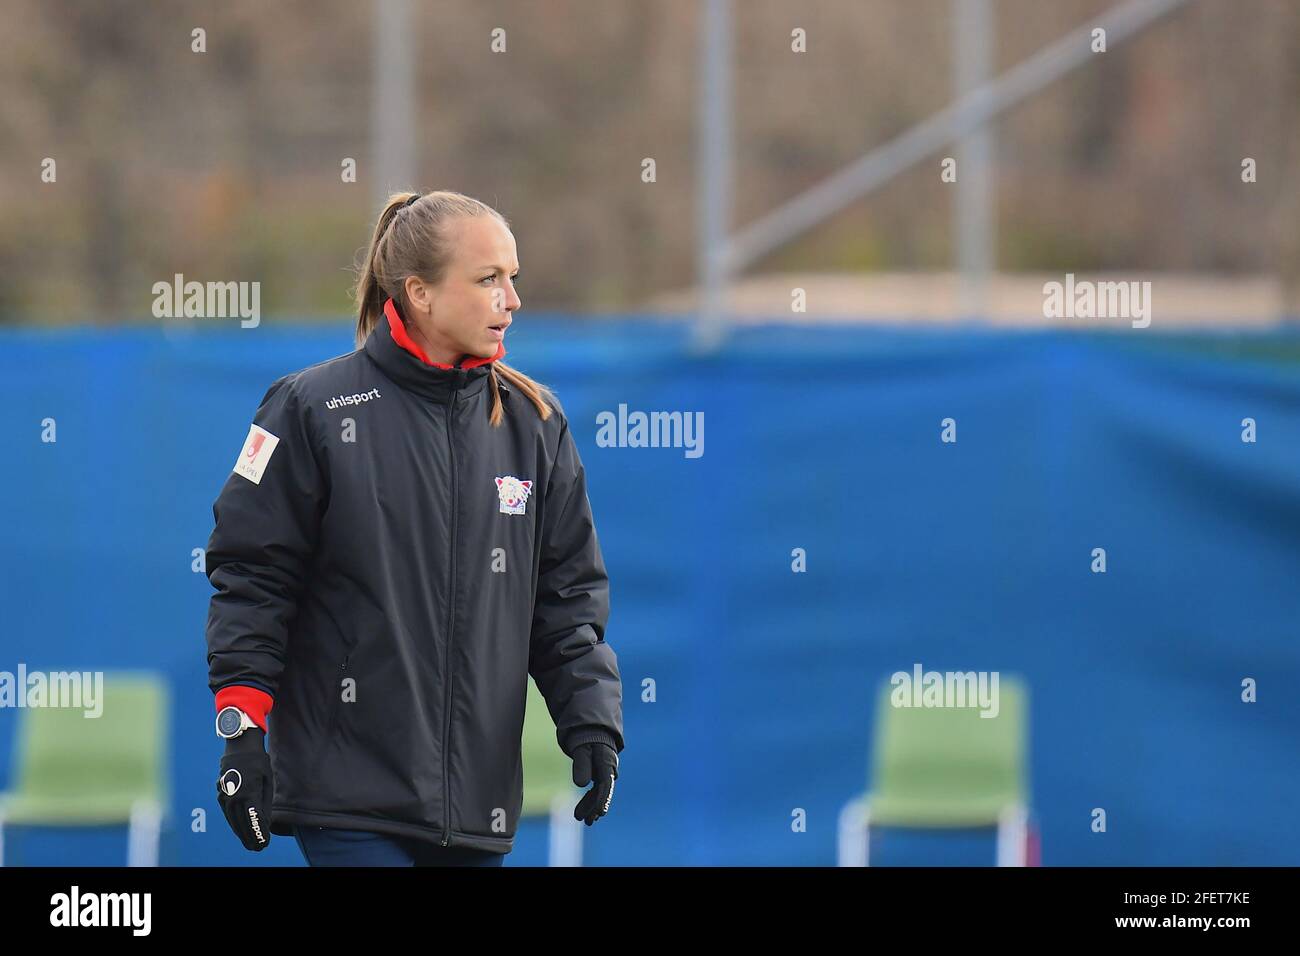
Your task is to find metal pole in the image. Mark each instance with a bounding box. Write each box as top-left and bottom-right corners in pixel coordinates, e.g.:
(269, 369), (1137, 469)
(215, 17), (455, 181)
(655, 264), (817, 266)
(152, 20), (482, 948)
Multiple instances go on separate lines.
(954, 0), (995, 319)
(692, 0), (733, 352)
(724, 0), (1192, 275)
(373, 0), (417, 210)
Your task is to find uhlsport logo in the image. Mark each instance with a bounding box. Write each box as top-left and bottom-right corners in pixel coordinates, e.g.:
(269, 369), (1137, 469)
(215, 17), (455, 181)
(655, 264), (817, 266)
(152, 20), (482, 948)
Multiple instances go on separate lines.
(324, 388), (381, 410)
(495, 476), (533, 515)
(247, 806), (266, 845)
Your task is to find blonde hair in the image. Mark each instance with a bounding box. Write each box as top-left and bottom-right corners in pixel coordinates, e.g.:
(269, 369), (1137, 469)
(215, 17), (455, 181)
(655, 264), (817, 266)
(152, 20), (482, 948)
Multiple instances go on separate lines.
(352, 190), (554, 426)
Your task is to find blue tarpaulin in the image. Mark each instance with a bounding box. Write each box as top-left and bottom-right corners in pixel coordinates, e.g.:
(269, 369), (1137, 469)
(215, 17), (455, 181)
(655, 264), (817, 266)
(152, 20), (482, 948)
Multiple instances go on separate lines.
(1, 318), (1297, 865)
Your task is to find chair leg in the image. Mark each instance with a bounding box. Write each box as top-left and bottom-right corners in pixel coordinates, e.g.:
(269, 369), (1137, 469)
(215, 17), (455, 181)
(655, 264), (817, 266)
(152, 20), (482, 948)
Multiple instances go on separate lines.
(995, 804), (1028, 867)
(128, 801), (162, 867)
(836, 796), (869, 867)
(548, 791), (583, 867)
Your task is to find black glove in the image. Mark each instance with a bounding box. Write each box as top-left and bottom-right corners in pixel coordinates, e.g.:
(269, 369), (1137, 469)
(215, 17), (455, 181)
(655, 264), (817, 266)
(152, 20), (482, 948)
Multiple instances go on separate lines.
(216, 728), (274, 851)
(571, 741), (618, 826)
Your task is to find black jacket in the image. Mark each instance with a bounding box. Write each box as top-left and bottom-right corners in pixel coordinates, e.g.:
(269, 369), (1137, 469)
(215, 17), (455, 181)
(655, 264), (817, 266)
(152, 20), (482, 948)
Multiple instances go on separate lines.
(204, 308), (623, 853)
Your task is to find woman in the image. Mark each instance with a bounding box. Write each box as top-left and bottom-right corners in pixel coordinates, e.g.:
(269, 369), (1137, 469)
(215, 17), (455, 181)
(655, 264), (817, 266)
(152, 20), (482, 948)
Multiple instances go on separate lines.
(205, 190), (623, 867)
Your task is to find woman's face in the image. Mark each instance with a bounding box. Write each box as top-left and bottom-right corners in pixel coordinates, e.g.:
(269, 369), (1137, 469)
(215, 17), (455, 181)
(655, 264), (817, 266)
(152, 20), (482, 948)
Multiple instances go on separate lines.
(404, 215), (521, 365)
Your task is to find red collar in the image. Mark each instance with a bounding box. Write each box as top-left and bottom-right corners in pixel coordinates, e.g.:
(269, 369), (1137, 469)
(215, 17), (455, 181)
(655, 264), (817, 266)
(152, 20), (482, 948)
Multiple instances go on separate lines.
(383, 297), (505, 370)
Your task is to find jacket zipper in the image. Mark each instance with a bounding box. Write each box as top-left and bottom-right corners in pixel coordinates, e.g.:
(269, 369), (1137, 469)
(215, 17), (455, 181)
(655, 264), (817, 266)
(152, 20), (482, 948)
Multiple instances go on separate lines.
(440, 388), (459, 847)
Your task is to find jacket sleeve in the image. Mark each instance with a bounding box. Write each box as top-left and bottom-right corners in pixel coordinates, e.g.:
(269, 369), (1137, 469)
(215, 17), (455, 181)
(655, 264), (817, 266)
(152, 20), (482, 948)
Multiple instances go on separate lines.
(529, 411), (624, 758)
(205, 375), (327, 732)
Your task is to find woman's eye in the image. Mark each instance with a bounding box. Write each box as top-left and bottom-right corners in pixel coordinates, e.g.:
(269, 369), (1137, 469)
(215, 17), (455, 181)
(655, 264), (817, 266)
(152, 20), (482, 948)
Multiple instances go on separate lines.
(480, 275), (495, 284)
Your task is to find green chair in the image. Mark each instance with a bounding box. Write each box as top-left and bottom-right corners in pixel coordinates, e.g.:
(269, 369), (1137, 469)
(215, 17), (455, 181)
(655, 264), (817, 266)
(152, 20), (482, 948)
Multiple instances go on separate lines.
(0, 673), (169, 866)
(838, 675), (1033, 866)
(521, 676), (584, 866)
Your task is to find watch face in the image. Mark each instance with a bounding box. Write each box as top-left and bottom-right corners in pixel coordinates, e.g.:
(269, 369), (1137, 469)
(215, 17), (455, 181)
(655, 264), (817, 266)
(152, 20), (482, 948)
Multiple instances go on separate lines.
(217, 707), (244, 737)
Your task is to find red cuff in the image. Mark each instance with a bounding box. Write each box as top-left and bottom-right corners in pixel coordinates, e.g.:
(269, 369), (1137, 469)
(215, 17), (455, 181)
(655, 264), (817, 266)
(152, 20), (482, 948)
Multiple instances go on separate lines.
(214, 685), (274, 733)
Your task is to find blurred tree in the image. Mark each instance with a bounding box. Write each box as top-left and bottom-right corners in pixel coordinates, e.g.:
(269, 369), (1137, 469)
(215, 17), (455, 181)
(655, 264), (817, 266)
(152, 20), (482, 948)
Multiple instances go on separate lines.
(0, 0), (1296, 323)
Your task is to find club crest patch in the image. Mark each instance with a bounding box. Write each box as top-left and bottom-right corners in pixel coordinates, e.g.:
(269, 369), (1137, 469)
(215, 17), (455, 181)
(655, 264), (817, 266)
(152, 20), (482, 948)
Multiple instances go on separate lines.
(495, 475), (533, 515)
(234, 424), (280, 485)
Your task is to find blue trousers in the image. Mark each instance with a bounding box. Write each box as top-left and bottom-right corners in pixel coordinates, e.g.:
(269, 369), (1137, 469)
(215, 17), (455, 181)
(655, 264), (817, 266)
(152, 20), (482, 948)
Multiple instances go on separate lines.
(293, 825), (506, 867)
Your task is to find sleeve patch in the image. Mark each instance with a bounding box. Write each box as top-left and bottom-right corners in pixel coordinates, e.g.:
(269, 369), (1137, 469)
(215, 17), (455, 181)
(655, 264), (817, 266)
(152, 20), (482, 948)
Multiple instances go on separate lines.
(233, 424), (281, 485)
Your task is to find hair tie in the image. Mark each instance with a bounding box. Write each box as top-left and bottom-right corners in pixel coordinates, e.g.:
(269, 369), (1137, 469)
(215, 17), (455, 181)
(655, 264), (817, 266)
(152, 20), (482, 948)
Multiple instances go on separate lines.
(385, 194), (421, 236)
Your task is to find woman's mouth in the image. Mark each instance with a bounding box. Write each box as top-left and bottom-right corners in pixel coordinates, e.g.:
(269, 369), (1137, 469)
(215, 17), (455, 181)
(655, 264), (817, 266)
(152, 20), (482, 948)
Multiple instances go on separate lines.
(487, 320), (510, 340)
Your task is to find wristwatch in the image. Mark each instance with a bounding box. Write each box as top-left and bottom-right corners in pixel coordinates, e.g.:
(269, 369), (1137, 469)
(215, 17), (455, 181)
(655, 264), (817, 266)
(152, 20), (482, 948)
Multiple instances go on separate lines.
(215, 705), (258, 740)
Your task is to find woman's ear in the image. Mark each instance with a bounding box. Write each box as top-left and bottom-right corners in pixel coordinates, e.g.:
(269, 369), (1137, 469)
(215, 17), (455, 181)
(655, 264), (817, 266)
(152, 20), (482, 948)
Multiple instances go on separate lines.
(403, 276), (431, 317)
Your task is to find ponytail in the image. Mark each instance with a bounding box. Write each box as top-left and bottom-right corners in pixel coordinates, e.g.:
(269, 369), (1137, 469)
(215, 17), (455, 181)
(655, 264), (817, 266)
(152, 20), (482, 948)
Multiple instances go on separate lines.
(354, 192), (420, 348)
(487, 363), (556, 427)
